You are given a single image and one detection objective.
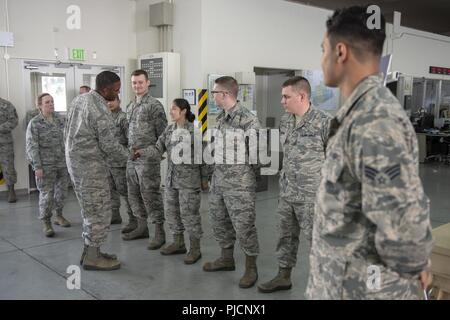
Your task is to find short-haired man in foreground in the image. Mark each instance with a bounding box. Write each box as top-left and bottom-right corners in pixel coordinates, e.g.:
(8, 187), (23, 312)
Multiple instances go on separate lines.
(306, 6), (433, 299)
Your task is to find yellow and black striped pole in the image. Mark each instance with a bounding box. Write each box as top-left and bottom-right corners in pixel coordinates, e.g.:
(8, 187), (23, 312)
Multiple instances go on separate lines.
(0, 165), (4, 186)
(198, 89), (208, 139)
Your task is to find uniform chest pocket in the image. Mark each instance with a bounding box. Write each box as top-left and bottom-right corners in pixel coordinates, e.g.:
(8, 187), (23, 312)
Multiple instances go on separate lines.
(323, 150), (345, 184)
(39, 129), (58, 147)
(136, 114), (149, 128)
(296, 130), (322, 153)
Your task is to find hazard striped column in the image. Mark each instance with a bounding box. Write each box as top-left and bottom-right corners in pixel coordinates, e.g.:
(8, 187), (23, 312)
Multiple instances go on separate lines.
(0, 165), (4, 186)
(198, 89), (208, 139)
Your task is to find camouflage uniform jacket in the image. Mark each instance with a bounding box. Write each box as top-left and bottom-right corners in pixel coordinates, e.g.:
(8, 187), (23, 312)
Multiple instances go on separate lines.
(126, 92), (167, 164)
(26, 112), (66, 170)
(210, 103), (261, 192)
(65, 91), (128, 173)
(0, 97), (18, 144)
(109, 109), (129, 167)
(306, 74), (433, 299)
(142, 121), (209, 189)
(279, 105), (331, 203)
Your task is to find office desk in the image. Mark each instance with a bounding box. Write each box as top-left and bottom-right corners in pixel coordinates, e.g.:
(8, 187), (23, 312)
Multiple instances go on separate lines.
(417, 132), (450, 163)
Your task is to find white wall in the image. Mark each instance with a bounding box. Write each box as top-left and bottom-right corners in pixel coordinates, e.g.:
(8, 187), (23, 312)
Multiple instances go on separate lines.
(172, 0), (203, 90)
(136, 0), (163, 56)
(255, 75), (268, 125)
(0, 0), (137, 191)
(200, 0), (330, 87)
(136, 0), (204, 89)
(135, 0), (450, 99)
(386, 23), (450, 79)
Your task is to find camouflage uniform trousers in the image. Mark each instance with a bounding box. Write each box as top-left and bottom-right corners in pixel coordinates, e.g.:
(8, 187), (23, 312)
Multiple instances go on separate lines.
(0, 142), (17, 185)
(35, 166), (69, 220)
(108, 167), (133, 219)
(276, 197), (314, 268)
(209, 189), (259, 256)
(126, 161), (164, 224)
(70, 171), (112, 247)
(340, 257), (423, 300)
(165, 187), (203, 239)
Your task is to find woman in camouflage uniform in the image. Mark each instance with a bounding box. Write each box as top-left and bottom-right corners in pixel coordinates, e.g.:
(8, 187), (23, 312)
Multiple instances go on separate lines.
(26, 93), (71, 237)
(134, 98), (209, 264)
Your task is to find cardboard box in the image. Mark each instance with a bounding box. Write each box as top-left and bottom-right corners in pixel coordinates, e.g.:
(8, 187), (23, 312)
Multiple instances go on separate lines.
(431, 223), (450, 294)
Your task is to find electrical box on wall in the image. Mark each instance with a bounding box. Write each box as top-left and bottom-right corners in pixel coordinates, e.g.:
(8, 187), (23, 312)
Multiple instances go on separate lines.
(138, 52), (181, 186)
(138, 52), (181, 120)
(149, 2), (174, 27)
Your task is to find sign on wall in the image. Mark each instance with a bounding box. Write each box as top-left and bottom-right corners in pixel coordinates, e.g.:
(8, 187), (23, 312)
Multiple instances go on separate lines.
(183, 89), (196, 105)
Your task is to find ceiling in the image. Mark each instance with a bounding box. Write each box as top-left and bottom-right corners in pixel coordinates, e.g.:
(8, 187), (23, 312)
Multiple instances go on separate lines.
(287, 0), (450, 37)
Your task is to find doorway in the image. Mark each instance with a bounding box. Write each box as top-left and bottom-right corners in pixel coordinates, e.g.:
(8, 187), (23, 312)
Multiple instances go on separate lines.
(23, 61), (125, 193)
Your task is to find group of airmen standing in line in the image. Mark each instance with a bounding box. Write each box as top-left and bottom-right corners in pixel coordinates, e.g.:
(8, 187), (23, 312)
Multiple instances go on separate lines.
(0, 6), (434, 299)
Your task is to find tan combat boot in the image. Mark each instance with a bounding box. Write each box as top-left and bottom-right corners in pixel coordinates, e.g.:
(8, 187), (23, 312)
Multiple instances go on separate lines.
(121, 216), (137, 234)
(203, 247), (235, 271)
(54, 215), (71, 227)
(122, 218), (149, 240)
(82, 246), (121, 271)
(160, 233), (187, 255)
(258, 267), (292, 293)
(147, 223), (166, 250)
(7, 184), (17, 203)
(184, 237), (201, 265)
(43, 219), (55, 237)
(239, 255), (258, 288)
(80, 245), (118, 265)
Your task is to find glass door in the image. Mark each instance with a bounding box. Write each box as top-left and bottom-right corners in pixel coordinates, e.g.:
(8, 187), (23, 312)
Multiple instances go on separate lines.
(23, 62), (125, 193)
(74, 64), (125, 100)
(23, 61), (75, 193)
(24, 61), (76, 115)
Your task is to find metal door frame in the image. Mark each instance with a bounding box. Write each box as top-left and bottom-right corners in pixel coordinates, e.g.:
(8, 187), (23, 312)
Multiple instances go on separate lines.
(22, 60), (125, 193)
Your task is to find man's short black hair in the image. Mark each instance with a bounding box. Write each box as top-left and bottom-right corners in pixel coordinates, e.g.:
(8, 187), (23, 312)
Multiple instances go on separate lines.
(326, 5), (386, 59)
(282, 76), (311, 99)
(96, 71), (120, 91)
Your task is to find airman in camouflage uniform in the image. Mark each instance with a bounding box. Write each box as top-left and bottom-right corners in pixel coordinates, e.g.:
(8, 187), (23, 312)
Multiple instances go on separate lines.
(106, 97), (134, 230)
(306, 6), (433, 299)
(25, 107), (51, 195)
(259, 77), (331, 293)
(26, 93), (71, 237)
(123, 70), (168, 250)
(65, 71), (128, 271)
(203, 76), (261, 289)
(138, 98), (209, 264)
(0, 97), (18, 203)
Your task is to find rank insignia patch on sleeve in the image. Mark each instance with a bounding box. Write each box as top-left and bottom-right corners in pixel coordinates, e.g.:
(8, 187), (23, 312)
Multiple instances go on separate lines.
(364, 164), (401, 186)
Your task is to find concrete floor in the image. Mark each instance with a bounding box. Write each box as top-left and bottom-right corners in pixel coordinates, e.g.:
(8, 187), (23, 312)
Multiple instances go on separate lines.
(0, 162), (449, 300)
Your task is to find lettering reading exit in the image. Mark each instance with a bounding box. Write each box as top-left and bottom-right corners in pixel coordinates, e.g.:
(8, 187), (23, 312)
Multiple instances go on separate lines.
(70, 48), (85, 61)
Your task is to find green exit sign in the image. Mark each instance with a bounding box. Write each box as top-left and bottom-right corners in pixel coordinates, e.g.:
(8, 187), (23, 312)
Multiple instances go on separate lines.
(69, 48), (85, 61)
